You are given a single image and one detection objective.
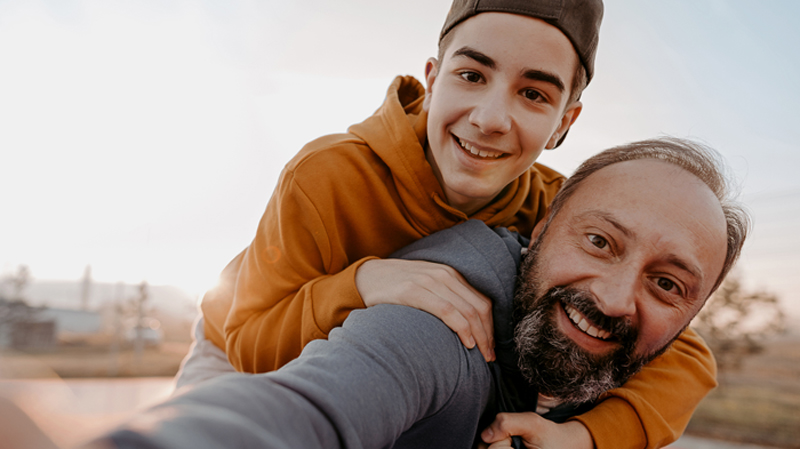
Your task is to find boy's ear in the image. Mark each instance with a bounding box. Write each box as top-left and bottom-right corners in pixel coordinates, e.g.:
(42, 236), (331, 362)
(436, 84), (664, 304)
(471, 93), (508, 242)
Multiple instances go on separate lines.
(422, 57), (439, 112)
(546, 100), (583, 149)
(528, 218), (547, 249)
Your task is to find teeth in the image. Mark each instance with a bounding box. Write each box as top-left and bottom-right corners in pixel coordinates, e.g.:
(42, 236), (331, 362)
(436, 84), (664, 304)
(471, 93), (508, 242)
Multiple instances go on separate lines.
(458, 138), (502, 159)
(565, 305), (612, 341)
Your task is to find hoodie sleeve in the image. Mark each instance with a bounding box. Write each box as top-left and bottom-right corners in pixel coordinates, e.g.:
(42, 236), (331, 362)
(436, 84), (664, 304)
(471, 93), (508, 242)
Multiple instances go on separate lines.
(220, 163), (378, 373)
(570, 327), (717, 449)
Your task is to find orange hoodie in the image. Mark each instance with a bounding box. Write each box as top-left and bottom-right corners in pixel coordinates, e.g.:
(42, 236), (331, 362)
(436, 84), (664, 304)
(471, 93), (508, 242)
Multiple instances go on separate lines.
(201, 75), (715, 449)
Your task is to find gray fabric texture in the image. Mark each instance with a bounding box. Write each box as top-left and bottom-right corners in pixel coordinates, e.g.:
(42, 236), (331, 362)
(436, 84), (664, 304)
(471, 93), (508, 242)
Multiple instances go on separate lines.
(102, 220), (583, 449)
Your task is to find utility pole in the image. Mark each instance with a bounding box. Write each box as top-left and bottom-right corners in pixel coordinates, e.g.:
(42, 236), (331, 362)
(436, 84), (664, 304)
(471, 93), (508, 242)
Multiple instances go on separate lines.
(80, 265), (92, 311)
(107, 282), (123, 377)
(133, 281), (149, 373)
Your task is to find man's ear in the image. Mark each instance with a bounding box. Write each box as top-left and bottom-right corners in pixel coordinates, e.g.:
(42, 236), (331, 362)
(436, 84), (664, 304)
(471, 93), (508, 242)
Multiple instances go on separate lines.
(422, 57), (439, 112)
(546, 101), (583, 149)
(528, 218), (548, 249)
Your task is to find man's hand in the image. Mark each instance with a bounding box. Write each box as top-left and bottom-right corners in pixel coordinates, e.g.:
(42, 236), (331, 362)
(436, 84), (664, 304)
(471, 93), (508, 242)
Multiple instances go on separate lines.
(479, 412), (595, 449)
(355, 258), (495, 362)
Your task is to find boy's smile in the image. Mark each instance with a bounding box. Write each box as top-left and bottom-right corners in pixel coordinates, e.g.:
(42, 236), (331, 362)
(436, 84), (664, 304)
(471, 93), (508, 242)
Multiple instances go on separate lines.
(423, 12), (583, 215)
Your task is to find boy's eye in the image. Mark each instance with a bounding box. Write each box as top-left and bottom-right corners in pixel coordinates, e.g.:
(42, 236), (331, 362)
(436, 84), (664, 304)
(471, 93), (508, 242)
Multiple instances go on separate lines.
(460, 71), (482, 83)
(523, 89), (542, 101)
(588, 234), (608, 249)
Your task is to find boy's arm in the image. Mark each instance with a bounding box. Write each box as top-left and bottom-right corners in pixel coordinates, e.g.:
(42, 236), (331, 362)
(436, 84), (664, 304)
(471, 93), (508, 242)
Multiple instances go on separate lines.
(221, 164), (494, 372)
(221, 169), (369, 373)
(570, 327), (716, 449)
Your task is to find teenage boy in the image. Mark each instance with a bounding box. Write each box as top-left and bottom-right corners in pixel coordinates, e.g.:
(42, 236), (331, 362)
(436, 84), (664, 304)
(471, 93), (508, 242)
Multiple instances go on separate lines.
(179, 1), (716, 447)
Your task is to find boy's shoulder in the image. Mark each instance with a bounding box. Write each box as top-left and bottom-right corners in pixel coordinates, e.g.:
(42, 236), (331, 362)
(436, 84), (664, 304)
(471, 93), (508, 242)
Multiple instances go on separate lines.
(281, 76), (430, 190)
(283, 131), (384, 181)
(530, 162), (567, 188)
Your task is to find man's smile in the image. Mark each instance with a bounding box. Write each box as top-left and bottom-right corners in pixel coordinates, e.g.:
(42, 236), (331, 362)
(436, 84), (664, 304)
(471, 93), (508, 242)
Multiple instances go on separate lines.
(563, 303), (612, 340)
(554, 299), (622, 354)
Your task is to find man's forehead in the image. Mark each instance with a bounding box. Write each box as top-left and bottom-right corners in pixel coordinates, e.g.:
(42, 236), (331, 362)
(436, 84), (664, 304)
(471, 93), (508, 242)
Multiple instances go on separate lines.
(566, 160), (723, 224)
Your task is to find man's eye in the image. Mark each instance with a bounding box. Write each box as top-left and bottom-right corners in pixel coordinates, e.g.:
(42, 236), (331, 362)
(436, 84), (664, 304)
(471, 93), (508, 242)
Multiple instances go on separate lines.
(588, 234), (608, 249)
(523, 89), (542, 101)
(460, 71), (482, 83)
(657, 278), (676, 292)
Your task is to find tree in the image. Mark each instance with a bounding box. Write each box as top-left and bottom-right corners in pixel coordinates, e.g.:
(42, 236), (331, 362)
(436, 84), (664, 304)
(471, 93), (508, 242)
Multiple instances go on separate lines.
(693, 275), (786, 378)
(3, 265), (31, 303)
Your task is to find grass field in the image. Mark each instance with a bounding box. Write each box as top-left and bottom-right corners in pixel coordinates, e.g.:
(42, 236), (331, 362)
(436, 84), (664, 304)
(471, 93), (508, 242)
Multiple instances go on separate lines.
(686, 334), (800, 448)
(0, 341), (190, 379)
(2, 332), (799, 448)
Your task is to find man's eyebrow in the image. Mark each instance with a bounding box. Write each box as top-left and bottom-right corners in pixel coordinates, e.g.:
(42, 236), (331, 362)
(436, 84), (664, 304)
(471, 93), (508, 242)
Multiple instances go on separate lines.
(521, 69), (565, 93)
(452, 46), (496, 70)
(583, 211), (634, 238)
(583, 210), (704, 282)
(663, 254), (704, 283)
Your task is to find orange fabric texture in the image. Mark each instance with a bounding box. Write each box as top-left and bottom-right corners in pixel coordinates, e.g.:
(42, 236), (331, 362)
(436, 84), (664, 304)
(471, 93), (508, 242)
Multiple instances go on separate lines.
(201, 75), (716, 449)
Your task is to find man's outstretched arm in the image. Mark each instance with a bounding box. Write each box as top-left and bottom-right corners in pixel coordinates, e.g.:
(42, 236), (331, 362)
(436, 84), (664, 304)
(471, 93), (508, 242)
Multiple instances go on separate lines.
(95, 305), (493, 449)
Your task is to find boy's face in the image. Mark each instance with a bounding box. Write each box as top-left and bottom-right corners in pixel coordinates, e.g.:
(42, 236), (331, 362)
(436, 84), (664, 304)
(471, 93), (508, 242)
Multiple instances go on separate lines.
(423, 13), (582, 215)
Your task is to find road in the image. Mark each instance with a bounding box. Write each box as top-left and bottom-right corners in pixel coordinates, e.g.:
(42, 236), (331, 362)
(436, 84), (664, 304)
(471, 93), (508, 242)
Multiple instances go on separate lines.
(0, 377), (777, 449)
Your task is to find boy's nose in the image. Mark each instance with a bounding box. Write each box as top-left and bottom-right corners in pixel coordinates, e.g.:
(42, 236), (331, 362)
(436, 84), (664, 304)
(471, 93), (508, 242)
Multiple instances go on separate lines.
(469, 92), (512, 135)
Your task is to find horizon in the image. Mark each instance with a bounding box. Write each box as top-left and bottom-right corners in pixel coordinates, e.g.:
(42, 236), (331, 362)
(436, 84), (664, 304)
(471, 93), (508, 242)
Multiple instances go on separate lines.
(2, 0), (799, 321)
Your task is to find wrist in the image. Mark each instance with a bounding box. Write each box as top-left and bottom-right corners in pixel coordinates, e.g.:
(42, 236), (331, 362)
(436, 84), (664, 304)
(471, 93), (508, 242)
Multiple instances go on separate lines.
(563, 420), (595, 449)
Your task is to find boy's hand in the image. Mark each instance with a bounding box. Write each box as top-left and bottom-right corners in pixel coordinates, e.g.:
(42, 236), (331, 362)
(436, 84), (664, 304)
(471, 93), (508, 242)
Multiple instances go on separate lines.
(479, 412), (595, 449)
(355, 258), (495, 362)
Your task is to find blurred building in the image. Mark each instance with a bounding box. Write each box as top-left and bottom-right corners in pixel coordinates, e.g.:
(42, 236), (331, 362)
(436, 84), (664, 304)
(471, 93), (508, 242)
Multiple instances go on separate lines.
(0, 298), (101, 349)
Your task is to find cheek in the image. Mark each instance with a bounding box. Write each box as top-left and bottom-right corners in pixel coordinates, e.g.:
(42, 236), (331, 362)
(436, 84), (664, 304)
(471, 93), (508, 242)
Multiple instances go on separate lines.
(536, 244), (595, 286)
(636, 305), (694, 355)
(429, 83), (466, 122)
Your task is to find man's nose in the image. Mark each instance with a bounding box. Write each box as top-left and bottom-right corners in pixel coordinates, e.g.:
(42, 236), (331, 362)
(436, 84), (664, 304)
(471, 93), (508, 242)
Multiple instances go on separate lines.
(590, 273), (638, 318)
(469, 90), (512, 135)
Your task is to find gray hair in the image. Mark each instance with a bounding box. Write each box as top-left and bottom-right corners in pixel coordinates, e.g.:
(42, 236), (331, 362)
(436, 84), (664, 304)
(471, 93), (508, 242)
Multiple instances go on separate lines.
(543, 137), (750, 294)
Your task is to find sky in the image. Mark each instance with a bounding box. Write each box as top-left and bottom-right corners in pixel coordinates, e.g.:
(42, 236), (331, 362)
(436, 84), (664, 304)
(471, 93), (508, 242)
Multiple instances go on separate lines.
(1, 0), (799, 319)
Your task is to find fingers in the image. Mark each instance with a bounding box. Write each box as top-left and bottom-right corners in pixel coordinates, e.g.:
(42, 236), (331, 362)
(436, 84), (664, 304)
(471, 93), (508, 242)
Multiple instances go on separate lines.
(482, 413), (595, 449)
(481, 412), (545, 444)
(355, 259), (496, 361)
(428, 267), (495, 361)
(486, 440), (515, 449)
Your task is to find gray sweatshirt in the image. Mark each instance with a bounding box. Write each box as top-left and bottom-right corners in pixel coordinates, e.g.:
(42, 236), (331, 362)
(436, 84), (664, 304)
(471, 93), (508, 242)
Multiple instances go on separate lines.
(104, 220), (587, 449)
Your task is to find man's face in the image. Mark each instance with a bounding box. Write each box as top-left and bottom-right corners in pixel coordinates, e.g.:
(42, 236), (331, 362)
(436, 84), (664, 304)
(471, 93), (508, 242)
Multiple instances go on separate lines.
(513, 160), (728, 404)
(422, 13), (582, 215)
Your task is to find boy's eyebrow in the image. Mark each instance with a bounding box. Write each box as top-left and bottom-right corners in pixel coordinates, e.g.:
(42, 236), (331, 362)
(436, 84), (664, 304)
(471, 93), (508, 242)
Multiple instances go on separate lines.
(451, 46), (565, 93)
(452, 46), (496, 70)
(521, 69), (565, 93)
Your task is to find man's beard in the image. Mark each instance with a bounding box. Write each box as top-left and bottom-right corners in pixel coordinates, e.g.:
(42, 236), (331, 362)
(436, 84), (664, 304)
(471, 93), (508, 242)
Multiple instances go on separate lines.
(512, 243), (675, 405)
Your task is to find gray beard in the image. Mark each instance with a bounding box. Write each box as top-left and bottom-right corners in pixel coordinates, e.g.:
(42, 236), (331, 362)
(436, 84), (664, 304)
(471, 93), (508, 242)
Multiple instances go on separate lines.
(512, 244), (674, 405)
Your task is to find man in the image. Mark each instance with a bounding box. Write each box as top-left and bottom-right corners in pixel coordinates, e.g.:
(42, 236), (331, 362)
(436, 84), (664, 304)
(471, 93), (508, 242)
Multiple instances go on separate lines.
(95, 137), (748, 449)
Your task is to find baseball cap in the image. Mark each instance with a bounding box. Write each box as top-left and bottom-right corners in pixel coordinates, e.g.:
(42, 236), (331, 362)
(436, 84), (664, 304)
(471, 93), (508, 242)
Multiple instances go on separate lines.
(440, 0), (604, 84)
